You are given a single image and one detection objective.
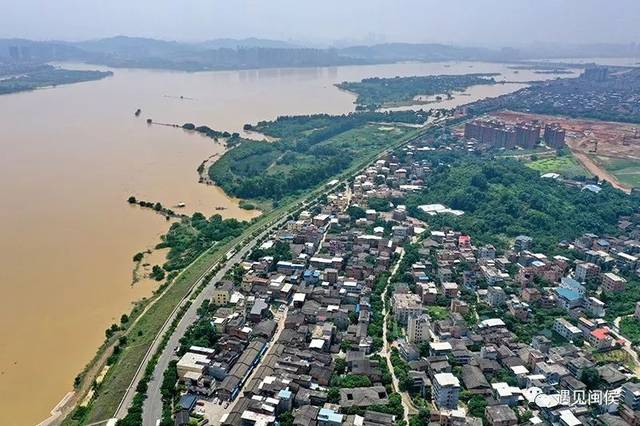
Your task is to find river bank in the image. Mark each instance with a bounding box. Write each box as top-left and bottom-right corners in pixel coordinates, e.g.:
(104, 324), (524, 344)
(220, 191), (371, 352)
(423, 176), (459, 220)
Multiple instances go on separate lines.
(0, 60), (575, 425)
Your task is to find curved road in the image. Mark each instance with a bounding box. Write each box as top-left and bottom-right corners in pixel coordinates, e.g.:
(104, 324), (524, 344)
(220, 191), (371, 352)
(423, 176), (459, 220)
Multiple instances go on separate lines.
(613, 315), (640, 375)
(380, 248), (417, 424)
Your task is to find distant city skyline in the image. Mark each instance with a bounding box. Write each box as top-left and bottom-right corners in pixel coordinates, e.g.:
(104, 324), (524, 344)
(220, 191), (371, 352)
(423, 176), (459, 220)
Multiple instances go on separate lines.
(0, 0), (639, 47)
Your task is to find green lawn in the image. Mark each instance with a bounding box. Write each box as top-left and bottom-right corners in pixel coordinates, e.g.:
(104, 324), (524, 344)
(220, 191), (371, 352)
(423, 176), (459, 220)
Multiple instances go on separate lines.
(526, 155), (591, 178)
(264, 124), (410, 178)
(426, 306), (449, 321)
(593, 349), (637, 371)
(595, 156), (640, 188)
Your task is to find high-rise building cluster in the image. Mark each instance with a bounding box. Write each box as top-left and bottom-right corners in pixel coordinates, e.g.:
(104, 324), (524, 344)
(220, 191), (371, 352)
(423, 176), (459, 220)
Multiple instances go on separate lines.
(543, 123), (567, 148)
(464, 119), (566, 149)
(582, 66), (609, 82)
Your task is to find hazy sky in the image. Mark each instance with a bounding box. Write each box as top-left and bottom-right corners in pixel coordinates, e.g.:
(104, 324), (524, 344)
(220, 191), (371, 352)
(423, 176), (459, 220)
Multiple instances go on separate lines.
(1, 0), (638, 46)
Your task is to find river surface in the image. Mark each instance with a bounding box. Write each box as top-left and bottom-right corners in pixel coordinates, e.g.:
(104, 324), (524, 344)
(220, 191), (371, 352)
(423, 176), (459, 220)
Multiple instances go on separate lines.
(0, 60), (575, 425)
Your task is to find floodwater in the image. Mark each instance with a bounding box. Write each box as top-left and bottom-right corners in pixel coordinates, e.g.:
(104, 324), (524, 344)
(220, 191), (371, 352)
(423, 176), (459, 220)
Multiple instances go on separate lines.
(0, 60), (573, 425)
(533, 57), (640, 67)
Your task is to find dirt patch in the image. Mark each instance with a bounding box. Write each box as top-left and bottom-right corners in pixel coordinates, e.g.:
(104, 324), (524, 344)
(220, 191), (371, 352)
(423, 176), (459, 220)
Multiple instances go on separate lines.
(572, 151), (629, 192)
(483, 111), (640, 191)
(493, 111), (640, 160)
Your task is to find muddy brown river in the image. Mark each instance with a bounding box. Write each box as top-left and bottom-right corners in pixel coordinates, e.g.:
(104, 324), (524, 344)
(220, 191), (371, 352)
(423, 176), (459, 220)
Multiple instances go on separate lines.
(0, 61), (574, 425)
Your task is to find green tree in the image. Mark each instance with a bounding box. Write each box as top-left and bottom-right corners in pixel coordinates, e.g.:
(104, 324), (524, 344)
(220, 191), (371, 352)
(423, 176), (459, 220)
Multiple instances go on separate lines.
(179, 318), (218, 354)
(231, 264), (245, 285)
(333, 375), (372, 388)
(279, 411), (294, 426)
(467, 395), (487, 418)
(327, 387), (340, 403)
(581, 367), (602, 390)
(347, 205), (366, 220)
(151, 265), (165, 281)
(368, 197), (392, 212)
(105, 323), (120, 339)
(409, 408), (431, 426)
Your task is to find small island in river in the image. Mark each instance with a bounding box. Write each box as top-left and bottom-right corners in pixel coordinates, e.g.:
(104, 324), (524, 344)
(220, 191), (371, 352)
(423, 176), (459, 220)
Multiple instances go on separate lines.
(336, 73), (499, 110)
(0, 63), (113, 95)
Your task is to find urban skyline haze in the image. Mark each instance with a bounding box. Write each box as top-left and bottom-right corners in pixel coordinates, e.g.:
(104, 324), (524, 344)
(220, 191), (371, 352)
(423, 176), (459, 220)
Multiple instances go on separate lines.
(0, 0), (638, 47)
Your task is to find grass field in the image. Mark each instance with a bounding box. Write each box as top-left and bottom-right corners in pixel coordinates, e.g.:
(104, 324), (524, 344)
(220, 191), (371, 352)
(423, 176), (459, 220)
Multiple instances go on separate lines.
(526, 155), (591, 178)
(264, 124), (410, 178)
(426, 306), (449, 321)
(592, 349), (637, 371)
(594, 156), (640, 188)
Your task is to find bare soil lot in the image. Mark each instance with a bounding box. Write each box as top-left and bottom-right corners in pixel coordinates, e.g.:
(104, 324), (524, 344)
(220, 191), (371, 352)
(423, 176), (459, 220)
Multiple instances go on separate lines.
(488, 111), (640, 191)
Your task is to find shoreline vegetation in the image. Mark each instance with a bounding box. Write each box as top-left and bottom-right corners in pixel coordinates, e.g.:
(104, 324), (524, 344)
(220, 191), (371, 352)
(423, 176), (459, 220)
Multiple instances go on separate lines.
(62, 121), (432, 426)
(131, 249), (152, 284)
(0, 63), (112, 95)
(127, 196), (188, 220)
(208, 110), (436, 203)
(335, 73), (500, 110)
(60, 64), (639, 424)
(26, 49), (638, 425)
(182, 122), (247, 148)
(61, 104), (433, 424)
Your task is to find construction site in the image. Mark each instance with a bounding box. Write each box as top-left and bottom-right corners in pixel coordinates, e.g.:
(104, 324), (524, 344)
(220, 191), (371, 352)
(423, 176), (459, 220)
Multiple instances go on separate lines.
(469, 110), (640, 191)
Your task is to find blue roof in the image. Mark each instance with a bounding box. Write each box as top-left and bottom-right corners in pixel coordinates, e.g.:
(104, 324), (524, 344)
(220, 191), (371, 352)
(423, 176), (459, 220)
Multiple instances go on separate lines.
(179, 394), (197, 411)
(555, 287), (581, 301)
(561, 277), (584, 291)
(278, 389), (292, 399)
(318, 408), (343, 422)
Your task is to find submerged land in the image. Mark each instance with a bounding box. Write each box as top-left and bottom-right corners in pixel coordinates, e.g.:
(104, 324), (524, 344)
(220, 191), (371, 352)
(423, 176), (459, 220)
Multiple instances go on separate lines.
(0, 63), (112, 94)
(336, 73), (500, 109)
(3, 35), (640, 426)
(57, 59), (640, 426)
(2, 60), (546, 426)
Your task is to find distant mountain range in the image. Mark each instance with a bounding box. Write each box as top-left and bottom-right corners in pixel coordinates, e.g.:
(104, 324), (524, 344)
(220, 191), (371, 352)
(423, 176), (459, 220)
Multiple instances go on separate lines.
(0, 36), (638, 72)
(0, 36), (351, 71)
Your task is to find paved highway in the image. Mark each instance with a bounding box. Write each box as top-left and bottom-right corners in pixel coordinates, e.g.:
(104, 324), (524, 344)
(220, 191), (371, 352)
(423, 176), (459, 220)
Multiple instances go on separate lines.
(140, 218), (290, 425)
(109, 213), (287, 423)
(115, 122), (436, 424)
